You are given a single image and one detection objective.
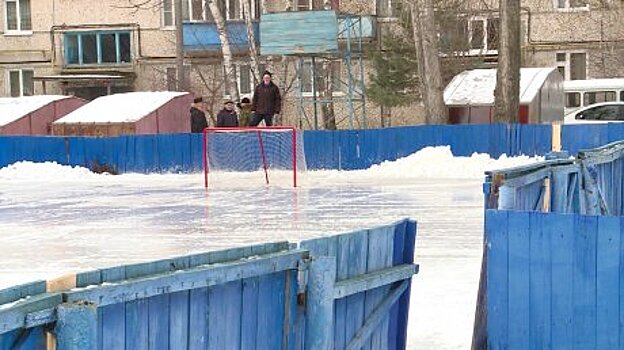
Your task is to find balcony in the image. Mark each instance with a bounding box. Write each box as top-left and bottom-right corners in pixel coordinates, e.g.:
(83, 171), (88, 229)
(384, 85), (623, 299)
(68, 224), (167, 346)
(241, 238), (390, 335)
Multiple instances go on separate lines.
(183, 20), (259, 56)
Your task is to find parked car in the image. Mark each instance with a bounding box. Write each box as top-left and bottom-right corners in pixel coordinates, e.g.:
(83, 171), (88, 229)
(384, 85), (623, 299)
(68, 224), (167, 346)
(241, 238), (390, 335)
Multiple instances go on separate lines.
(564, 101), (624, 124)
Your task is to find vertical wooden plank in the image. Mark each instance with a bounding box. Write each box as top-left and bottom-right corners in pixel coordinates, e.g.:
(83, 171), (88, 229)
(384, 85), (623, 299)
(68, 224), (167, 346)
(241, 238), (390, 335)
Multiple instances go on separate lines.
(573, 215), (597, 350)
(282, 269), (299, 350)
(304, 257), (336, 350)
(620, 217), (624, 350)
(101, 267), (125, 350)
(256, 272), (284, 350)
(148, 294), (170, 350)
(364, 227), (387, 350)
(208, 281), (242, 350)
(507, 211), (530, 350)
(549, 213), (574, 350)
(344, 230), (369, 348)
(388, 220), (406, 350)
(241, 278), (259, 350)
(529, 212), (552, 349)
(125, 299), (149, 350)
(169, 291), (190, 350)
(334, 234), (350, 350)
(188, 287), (209, 350)
(596, 216), (619, 349)
(486, 210), (509, 349)
(55, 302), (98, 350)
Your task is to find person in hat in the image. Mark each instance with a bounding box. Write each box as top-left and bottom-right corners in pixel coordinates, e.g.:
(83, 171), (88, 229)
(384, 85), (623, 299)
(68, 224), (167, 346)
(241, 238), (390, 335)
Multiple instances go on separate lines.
(250, 70), (281, 126)
(237, 97), (253, 126)
(190, 96), (208, 133)
(216, 100), (239, 127)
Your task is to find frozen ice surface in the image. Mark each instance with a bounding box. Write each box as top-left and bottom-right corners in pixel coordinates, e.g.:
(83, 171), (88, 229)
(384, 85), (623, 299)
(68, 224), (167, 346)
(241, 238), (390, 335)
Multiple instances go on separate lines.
(0, 146), (541, 349)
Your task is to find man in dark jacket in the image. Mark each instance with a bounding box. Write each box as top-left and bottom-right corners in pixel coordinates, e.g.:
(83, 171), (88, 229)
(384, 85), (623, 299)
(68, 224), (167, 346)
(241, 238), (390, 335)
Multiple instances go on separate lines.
(250, 70), (282, 126)
(216, 100), (239, 127)
(190, 97), (208, 133)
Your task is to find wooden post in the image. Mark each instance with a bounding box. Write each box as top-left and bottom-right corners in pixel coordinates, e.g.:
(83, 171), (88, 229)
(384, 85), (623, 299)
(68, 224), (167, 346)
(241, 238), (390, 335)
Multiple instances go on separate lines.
(55, 302), (97, 350)
(305, 256), (336, 350)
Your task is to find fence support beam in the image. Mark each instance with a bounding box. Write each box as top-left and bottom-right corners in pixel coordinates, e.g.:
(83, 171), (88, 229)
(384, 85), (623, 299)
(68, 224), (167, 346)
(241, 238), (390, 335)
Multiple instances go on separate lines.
(55, 302), (97, 350)
(305, 257), (336, 350)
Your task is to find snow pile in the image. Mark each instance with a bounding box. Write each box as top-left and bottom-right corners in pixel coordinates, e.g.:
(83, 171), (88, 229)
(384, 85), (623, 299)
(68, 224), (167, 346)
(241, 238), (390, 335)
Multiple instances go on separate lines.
(317, 146), (542, 181)
(0, 161), (100, 181)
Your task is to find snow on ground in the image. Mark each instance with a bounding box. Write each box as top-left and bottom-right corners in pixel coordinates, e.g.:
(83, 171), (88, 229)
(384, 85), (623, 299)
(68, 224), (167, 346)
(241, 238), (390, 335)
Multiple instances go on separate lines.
(0, 146), (541, 350)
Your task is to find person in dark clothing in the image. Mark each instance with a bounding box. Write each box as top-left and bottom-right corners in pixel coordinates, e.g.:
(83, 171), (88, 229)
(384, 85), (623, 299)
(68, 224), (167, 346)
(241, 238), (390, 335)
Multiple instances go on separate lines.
(237, 97), (253, 126)
(216, 100), (239, 127)
(250, 71), (282, 127)
(190, 97), (208, 133)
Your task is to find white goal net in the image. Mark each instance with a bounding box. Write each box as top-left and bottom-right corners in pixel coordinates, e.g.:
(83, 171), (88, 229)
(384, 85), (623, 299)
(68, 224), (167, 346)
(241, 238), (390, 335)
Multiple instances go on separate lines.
(203, 127), (306, 188)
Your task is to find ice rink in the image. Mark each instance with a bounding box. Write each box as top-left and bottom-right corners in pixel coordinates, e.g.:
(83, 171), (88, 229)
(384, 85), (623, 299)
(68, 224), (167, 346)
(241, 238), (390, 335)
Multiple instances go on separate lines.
(0, 146), (540, 349)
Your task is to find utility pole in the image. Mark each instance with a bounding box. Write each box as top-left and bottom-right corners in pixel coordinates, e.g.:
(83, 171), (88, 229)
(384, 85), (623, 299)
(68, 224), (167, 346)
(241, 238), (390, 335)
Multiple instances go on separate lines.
(175, 0), (186, 91)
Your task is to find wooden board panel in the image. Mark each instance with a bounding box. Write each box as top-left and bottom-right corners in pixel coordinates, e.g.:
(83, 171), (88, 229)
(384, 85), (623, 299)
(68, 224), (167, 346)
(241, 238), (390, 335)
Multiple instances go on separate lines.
(260, 11), (338, 56)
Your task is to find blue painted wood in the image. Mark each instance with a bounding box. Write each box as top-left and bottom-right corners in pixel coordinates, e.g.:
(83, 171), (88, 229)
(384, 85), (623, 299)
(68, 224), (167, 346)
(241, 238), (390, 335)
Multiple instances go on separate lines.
(148, 294), (169, 350)
(208, 281), (242, 350)
(0, 281), (46, 307)
(125, 299), (149, 350)
(256, 272), (285, 350)
(240, 278), (258, 350)
(596, 216), (619, 350)
(285, 270), (298, 350)
(55, 302), (97, 350)
(188, 287), (208, 350)
(169, 291), (189, 350)
(507, 211), (530, 349)
(528, 212), (551, 349)
(344, 230), (368, 348)
(0, 293), (62, 335)
(486, 210), (509, 349)
(261, 11), (338, 56)
(100, 264), (125, 350)
(305, 257), (336, 350)
(574, 215), (597, 349)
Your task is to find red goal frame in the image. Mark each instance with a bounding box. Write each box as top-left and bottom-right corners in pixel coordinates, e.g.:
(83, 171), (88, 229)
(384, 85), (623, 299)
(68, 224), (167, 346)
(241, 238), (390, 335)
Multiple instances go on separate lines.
(203, 126), (299, 188)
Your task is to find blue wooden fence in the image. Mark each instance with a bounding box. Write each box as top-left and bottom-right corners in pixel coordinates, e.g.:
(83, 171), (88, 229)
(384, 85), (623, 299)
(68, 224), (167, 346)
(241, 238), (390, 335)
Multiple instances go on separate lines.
(485, 210), (623, 350)
(0, 124), (552, 173)
(0, 220), (417, 350)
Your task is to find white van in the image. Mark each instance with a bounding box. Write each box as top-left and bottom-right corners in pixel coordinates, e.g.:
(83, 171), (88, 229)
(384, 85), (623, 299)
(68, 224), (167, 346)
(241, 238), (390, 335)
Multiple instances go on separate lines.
(564, 78), (624, 116)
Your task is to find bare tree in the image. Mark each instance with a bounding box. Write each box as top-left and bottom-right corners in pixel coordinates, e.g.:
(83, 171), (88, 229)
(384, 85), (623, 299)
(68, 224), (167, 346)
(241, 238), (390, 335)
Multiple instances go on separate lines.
(320, 60), (337, 129)
(411, 0), (447, 124)
(494, 0), (520, 123)
(207, 0), (240, 102)
(242, 0), (261, 84)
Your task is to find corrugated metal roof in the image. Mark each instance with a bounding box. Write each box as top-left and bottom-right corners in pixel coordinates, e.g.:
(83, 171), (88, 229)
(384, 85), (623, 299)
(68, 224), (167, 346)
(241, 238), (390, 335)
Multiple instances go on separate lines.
(54, 91), (188, 124)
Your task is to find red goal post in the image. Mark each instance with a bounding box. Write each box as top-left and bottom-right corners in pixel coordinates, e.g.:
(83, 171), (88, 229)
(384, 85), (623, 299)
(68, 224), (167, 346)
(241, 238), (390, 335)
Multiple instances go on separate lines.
(202, 126), (304, 188)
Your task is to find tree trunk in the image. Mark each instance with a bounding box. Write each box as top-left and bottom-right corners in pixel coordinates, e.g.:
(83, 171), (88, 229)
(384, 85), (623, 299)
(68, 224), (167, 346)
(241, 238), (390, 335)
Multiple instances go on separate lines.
(207, 0), (240, 102)
(414, 0), (447, 124)
(494, 0), (521, 123)
(410, 2), (428, 113)
(174, 0), (186, 91)
(320, 60), (337, 130)
(242, 0), (261, 84)
(381, 106), (391, 127)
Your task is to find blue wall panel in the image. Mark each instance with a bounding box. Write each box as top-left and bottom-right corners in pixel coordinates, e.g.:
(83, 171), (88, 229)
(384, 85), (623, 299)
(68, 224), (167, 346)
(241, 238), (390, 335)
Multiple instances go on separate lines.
(0, 124), (556, 173)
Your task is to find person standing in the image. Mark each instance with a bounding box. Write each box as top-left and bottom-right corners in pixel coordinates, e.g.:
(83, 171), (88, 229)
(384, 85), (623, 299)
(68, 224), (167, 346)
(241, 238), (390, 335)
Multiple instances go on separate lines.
(190, 97), (208, 133)
(237, 97), (253, 126)
(250, 71), (282, 126)
(216, 100), (239, 127)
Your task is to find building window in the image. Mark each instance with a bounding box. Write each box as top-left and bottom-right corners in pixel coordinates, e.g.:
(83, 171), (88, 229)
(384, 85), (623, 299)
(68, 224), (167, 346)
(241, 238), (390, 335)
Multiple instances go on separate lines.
(554, 0), (588, 9)
(163, 0), (260, 26)
(583, 91), (616, 106)
(166, 66), (191, 91)
(5, 0), (31, 32)
(223, 63), (264, 97)
(376, 0), (402, 18)
(8, 69), (34, 97)
(468, 17), (498, 55)
(556, 52), (586, 80)
(64, 31), (132, 66)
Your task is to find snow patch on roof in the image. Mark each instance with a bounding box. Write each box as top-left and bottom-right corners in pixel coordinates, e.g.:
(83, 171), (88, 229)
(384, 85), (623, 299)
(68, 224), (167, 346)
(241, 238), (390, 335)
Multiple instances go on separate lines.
(0, 95), (71, 127)
(444, 67), (558, 105)
(54, 91), (189, 124)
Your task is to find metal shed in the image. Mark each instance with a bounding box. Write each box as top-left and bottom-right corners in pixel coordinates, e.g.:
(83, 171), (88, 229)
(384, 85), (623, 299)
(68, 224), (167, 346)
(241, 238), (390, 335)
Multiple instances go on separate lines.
(444, 67), (564, 124)
(51, 92), (193, 136)
(0, 95), (86, 135)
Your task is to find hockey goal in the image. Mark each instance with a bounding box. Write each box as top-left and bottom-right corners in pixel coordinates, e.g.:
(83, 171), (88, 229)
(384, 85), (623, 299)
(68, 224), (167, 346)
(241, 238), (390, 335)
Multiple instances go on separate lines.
(203, 126), (306, 188)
